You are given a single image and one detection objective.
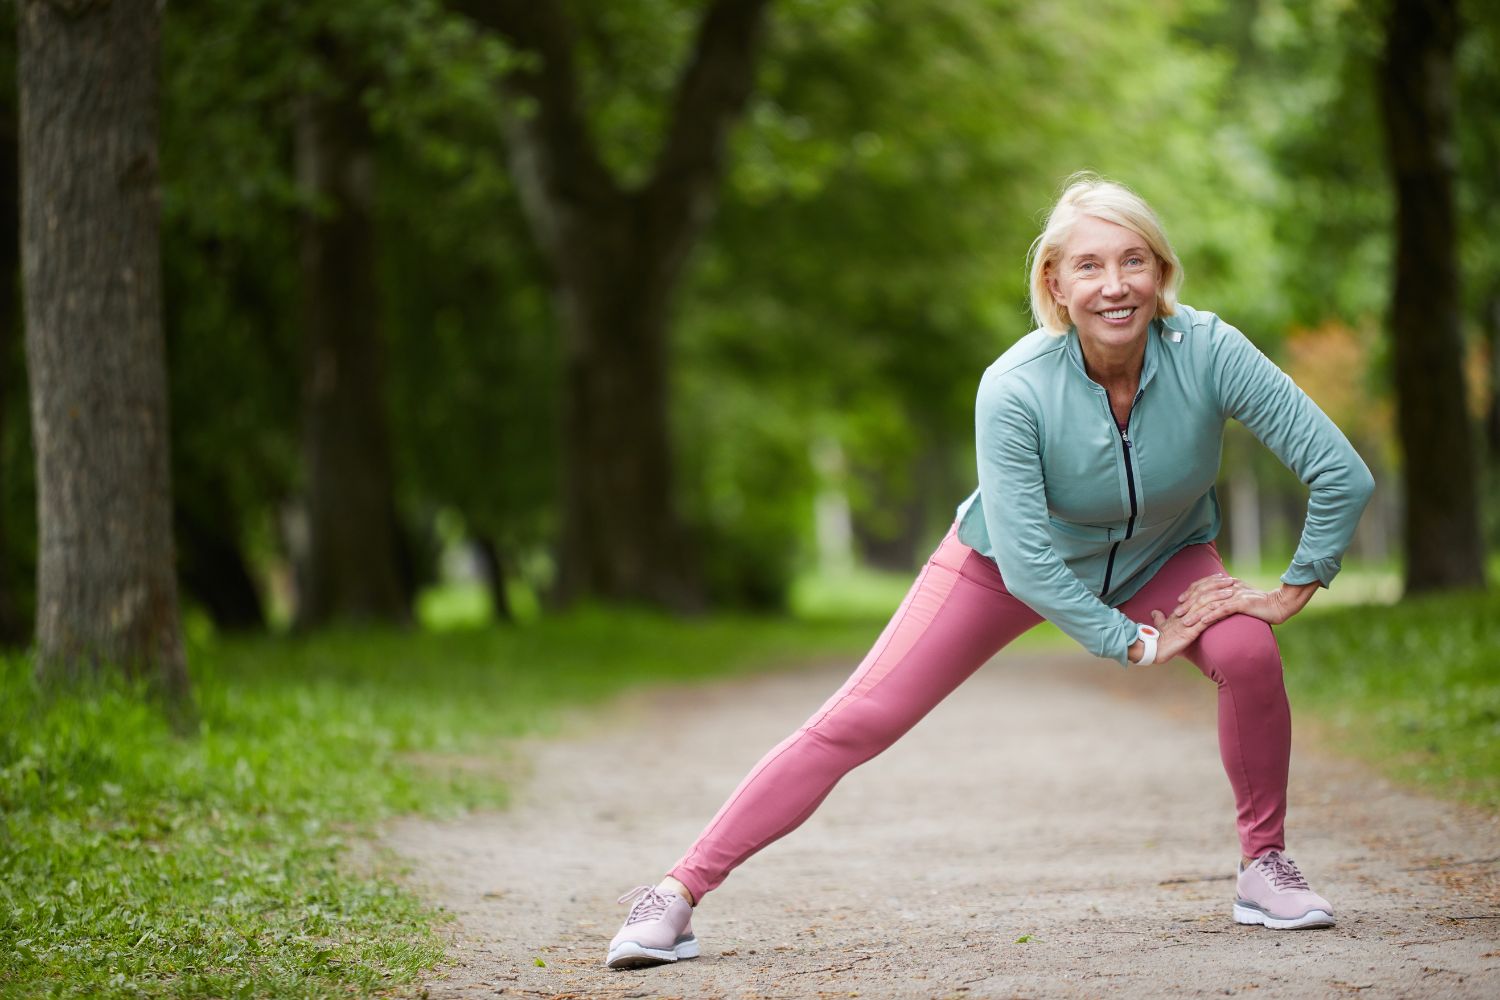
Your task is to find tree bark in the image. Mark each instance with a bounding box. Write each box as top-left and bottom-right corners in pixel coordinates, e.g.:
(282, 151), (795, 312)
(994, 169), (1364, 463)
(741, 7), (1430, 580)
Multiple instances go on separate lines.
(457, 0), (771, 609)
(293, 41), (408, 628)
(0, 64), (23, 647)
(553, 206), (699, 605)
(18, 0), (189, 697)
(1378, 0), (1486, 593)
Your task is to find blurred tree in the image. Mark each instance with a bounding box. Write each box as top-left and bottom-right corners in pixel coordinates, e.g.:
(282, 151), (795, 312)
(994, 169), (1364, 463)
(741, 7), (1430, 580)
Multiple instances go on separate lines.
(160, 0), (526, 628)
(675, 0), (1276, 597)
(455, 0), (772, 609)
(294, 30), (410, 627)
(18, 0), (189, 700)
(158, 0), (304, 633)
(1379, 0), (1486, 592)
(20, 0), (1476, 631)
(1200, 0), (1497, 583)
(380, 177), (558, 620)
(1457, 1), (1500, 496)
(0, 3), (24, 646)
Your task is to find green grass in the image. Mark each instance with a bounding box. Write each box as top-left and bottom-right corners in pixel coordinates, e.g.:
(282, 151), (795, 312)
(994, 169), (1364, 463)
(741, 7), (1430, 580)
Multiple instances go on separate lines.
(0, 609), (879, 998)
(1276, 589), (1500, 811)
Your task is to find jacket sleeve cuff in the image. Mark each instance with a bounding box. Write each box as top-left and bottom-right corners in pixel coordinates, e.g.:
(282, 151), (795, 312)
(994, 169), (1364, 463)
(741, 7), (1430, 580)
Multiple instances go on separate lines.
(1103, 615), (1139, 667)
(1282, 555), (1342, 589)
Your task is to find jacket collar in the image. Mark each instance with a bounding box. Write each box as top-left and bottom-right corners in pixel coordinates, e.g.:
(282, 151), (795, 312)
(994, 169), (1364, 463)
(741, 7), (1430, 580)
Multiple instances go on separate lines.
(1063, 317), (1165, 395)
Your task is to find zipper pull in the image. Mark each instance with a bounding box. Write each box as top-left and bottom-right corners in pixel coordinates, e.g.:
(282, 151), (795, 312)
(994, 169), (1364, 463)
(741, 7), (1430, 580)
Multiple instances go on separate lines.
(1120, 428), (1131, 447)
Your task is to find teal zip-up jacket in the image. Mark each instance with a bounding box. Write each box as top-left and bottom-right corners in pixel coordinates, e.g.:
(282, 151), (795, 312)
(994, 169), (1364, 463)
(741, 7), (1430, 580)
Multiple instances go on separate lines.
(953, 303), (1375, 665)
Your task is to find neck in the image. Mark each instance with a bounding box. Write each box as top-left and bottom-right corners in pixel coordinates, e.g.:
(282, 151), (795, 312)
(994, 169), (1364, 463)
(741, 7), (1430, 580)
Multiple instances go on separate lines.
(1080, 335), (1147, 392)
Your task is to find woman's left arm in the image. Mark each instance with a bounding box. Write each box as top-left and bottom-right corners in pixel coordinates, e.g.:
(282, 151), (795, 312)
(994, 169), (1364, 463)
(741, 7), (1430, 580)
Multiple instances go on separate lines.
(1178, 315), (1376, 629)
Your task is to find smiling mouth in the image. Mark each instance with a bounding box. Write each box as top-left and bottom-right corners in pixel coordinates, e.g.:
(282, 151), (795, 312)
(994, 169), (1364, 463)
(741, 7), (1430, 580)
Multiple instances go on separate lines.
(1100, 307), (1136, 320)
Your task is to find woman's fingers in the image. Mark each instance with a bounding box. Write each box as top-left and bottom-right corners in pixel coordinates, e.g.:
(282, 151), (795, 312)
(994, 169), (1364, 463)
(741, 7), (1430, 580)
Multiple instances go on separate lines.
(1178, 583), (1239, 623)
(1185, 597), (1235, 628)
(1174, 573), (1238, 616)
(1153, 605), (1212, 663)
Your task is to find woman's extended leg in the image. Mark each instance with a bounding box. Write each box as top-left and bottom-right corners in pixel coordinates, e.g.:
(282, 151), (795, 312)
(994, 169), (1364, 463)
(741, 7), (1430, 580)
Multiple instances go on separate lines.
(1114, 543), (1290, 859)
(667, 527), (1042, 905)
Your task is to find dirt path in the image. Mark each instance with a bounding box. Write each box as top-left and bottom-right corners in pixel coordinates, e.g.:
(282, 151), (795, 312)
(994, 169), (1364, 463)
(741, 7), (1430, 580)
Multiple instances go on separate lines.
(383, 651), (1500, 999)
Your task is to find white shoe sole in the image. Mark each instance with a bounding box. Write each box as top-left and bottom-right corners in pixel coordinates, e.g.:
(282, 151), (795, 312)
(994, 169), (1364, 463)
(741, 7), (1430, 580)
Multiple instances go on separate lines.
(605, 935), (700, 969)
(1233, 901), (1336, 930)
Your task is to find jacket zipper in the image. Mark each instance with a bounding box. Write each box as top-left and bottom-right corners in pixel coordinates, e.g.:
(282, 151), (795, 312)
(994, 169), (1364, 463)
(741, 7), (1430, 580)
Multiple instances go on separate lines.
(1100, 399), (1141, 596)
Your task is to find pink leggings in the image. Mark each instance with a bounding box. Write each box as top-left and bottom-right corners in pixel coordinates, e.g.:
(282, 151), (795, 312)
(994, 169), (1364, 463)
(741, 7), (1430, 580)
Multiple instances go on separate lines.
(669, 527), (1291, 903)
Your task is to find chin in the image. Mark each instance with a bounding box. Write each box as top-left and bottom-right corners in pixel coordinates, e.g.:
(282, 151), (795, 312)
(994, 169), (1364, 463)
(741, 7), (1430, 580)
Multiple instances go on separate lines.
(1080, 318), (1150, 347)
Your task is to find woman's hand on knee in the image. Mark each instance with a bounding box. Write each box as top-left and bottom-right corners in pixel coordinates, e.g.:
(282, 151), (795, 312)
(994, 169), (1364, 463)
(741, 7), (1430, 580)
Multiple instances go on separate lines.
(1147, 608), (1208, 663)
(1172, 573), (1318, 628)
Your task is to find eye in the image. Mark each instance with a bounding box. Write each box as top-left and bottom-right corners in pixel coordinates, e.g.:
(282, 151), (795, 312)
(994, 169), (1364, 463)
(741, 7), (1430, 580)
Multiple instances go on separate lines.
(1125, 255), (1146, 268)
(1078, 261), (1099, 273)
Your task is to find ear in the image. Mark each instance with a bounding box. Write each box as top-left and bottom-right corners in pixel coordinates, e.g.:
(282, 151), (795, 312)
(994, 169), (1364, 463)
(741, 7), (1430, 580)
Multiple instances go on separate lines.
(1046, 267), (1067, 306)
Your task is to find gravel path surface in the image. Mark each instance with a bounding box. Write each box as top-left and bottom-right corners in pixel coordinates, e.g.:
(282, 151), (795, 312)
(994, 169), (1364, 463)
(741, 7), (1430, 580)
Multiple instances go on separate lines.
(383, 650), (1500, 999)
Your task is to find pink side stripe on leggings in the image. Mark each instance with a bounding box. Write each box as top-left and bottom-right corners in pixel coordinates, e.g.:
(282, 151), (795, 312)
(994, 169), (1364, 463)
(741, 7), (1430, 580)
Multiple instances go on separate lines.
(668, 526), (1290, 904)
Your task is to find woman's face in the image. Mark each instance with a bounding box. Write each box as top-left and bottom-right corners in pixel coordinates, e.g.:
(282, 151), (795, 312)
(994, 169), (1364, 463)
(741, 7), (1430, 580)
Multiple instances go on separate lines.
(1047, 215), (1159, 359)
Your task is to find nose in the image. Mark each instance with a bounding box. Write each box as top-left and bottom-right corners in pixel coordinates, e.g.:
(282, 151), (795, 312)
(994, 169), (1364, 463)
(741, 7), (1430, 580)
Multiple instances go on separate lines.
(1101, 265), (1127, 298)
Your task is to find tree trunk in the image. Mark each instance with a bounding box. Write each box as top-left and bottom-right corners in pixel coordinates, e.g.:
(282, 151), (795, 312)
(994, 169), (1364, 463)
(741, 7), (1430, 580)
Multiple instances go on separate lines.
(470, 533), (513, 623)
(1378, 0), (1486, 593)
(293, 50), (408, 628)
(553, 210), (698, 606)
(0, 70), (23, 647)
(18, 0), (189, 697)
(460, 0), (771, 610)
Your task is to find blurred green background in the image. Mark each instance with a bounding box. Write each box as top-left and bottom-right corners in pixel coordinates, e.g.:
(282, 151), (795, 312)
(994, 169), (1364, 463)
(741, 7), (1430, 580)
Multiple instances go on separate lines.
(2, 0), (1497, 995)
(4, 0), (1496, 633)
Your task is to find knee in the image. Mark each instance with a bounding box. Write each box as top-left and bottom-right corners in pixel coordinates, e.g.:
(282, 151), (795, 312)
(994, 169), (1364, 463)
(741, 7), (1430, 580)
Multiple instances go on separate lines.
(803, 697), (913, 760)
(1196, 615), (1283, 690)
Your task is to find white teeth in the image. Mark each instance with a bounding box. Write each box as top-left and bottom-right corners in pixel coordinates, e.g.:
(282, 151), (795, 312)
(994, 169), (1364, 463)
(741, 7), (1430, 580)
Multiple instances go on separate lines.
(1101, 308), (1134, 320)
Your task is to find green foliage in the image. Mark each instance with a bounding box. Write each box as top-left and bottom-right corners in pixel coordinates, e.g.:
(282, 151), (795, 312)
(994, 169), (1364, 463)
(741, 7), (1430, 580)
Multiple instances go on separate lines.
(4, 0), (1495, 628)
(158, 0), (546, 615)
(1278, 590), (1500, 810)
(0, 612), (877, 996)
(120, 0), (1500, 619)
(1233, 0), (1392, 329)
(1458, 0), (1500, 324)
(675, 0), (1298, 584)
(568, 0), (705, 187)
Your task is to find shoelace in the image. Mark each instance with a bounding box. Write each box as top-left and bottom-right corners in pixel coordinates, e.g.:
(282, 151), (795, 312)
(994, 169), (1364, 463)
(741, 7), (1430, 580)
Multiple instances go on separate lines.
(1255, 851), (1311, 891)
(617, 885), (674, 925)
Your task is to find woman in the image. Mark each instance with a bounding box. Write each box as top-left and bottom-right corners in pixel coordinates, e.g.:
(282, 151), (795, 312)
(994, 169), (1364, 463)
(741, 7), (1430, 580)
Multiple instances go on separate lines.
(605, 175), (1375, 969)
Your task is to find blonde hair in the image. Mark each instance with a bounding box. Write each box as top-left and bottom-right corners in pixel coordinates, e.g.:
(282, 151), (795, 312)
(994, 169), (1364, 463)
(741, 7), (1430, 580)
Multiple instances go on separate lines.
(1026, 173), (1183, 335)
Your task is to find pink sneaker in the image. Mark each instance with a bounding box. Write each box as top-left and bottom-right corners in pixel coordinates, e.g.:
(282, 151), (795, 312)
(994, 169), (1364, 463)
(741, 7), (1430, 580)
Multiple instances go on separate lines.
(605, 885), (700, 969)
(1234, 851), (1336, 929)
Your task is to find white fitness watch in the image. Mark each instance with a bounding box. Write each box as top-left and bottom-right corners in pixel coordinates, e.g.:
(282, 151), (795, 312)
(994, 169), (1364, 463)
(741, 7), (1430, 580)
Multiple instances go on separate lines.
(1130, 623), (1159, 666)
